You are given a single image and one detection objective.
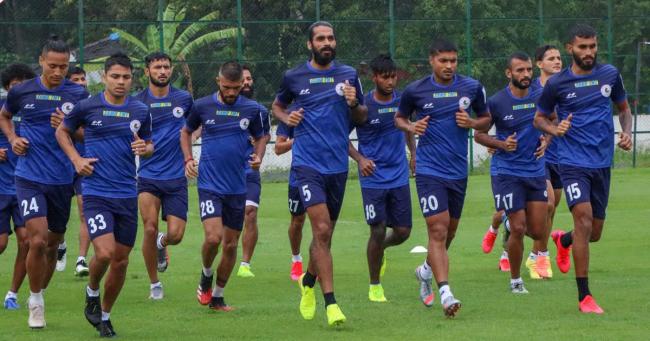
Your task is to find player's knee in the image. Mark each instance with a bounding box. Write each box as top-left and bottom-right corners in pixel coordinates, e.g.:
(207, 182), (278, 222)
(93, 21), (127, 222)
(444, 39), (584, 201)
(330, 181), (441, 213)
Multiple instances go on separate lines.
(546, 202), (555, 216)
(111, 257), (129, 272)
(29, 236), (47, 252)
(589, 229), (602, 242)
(17, 238), (29, 253)
(394, 228), (411, 244)
(575, 213), (593, 231)
(204, 234), (221, 249)
(222, 239), (238, 255)
(290, 216), (306, 230)
(509, 223), (526, 238)
(166, 231), (183, 245)
(427, 223), (447, 242)
(95, 249), (113, 264)
(313, 228), (333, 247)
(369, 225), (385, 241)
(143, 221), (158, 237)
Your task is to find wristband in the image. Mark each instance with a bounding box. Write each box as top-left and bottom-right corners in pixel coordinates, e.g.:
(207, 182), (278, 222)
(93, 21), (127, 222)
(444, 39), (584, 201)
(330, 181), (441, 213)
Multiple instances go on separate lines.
(184, 157), (194, 164)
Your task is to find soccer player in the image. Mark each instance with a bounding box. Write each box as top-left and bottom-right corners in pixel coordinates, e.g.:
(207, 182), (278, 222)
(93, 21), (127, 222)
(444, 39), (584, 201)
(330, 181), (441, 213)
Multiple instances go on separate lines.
(272, 21), (366, 326)
(236, 64), (271, 278)
(55, 65), (92, 277)
(534, 24), (632, 314)
(56, 52), (153, 336)
(135, 52), (193, 300)
(395, 38), (490, 317)
(181, 61), (266, 312)
(475, 52), (548, 294)
(1, 63), (36, 310)
(481, 156), (512, 272)
(0, 37), (88, 328)
(275, 119), (307, 281)
(348, 54), (415, 302)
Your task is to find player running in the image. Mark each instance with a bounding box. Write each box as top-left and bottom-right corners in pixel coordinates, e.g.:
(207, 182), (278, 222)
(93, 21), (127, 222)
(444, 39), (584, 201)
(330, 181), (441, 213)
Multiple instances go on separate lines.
(181, 61), (267, 312)
(348, 54), (415, 302)
(55, 65), (92, 277)
(135, 52), (193, 300)
(272, 21), (367, 326)
(475, 52), (548, 294)
(534, 24), (632, 314)
(236, 65), (271, 278)
(0, 37), (88, 329)
(57, 53), (153, 336)
(1, 63), (36, 311)
(395, 38), (490, 317)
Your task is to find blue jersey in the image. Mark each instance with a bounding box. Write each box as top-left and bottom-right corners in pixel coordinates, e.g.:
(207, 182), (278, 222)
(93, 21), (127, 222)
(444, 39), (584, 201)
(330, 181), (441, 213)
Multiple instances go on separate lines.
(537, 64), (626, 168)
(275, 61), (364, 174)
(532, 77), (558, 164)
(489, 86), (545, 177)
(134, 87), (193, 180)
(397, 74), (488, 179)
(276, 121), (298, 186)
(0, 99), (18, 195)
(353, 90), (409, 189)
(3, 77), (88, 184)
(63, 93), (152, 198)
(185, 94), (265, 195)
(244, 103), (270, 175)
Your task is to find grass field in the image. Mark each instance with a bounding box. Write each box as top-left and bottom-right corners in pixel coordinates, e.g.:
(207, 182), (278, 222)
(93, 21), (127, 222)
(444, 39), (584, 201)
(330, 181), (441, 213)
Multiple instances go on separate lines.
(0, 168), (649, 340)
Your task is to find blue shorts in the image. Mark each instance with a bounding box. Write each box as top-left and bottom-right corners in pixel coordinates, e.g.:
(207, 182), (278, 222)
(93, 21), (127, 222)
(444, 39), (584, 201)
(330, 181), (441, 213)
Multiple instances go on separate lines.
(288, 185), (306, 216)
(14, 177), (74, 234)
(138, 177), (188, 221)
(294, 166), (348, 221)
(493, 175), (548, 215)
(415, 174), (467, 219)
(360, 184), (412, 228)
(0, 194), (24, 235)
(559, 165), (610, 220)
(490, 176), (501, 211)
(73, 174), (83, 196)
(197, 189), (246, 231)
(246, 171), (261, 208)
(83, 195), (138, 247)
(545, 163), (563, 190)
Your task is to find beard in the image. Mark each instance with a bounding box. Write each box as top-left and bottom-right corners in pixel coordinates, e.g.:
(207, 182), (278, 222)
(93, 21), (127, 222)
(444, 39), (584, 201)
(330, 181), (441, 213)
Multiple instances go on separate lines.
(241, 85), (254, 99)
(312, 46), (336, 66)
(573, 52), (597, 71)
(150, 75), (170, 88)
(512, 77), (531, 90)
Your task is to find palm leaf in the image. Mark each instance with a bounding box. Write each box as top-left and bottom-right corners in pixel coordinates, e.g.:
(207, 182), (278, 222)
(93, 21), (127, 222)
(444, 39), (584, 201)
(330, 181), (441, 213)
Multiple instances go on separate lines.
(162, 3), (186, 52)
(170, 10), (220, 56)
(110, 28), (148, 56)
(145, 24), (159, 52)
(177, 28), (241, 58)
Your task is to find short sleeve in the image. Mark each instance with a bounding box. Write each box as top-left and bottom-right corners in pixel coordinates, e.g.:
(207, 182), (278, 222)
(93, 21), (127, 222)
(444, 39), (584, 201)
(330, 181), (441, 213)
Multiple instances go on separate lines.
(611, 72), (627, 104)
(139, 110), (153, 141)
(353, 76), (364, 105)
(472, 84), (489, 117)
(259, 105), (271, 135)
(63, 100), (86, 132)
(275, 72), (295, 105)
(487, 97), (498, 125)
(4, 86), (22, 115)
(248, 108), (265, 139)
(184, 103), (202, 133)
(396, 87), (415, 118)
(276, 122), (290, 138)
(183, 94), (194, 119)
(537, 81), (558, 115)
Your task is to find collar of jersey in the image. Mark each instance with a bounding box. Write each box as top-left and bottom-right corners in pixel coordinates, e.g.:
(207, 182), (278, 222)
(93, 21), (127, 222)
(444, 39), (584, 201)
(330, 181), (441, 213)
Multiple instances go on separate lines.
(505, 85), (532, 101)
(370, 90), (397, 105)
(305, 60), (337, 73)
(567, 64), (599, 79)
(100, 91), (130, 108)
(147, 86), (172, 100)
(212, 92), (242, 107)
(429, 74), (457, 88)
(37, 76), (65, 93)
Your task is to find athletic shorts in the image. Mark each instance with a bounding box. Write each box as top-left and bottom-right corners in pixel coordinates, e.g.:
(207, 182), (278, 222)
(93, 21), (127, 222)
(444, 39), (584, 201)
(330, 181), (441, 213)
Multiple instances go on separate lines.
(245, 171), (261, 208)
(14, 177), (74, 234)
(545, 163), (563, 190)
(415, 174), (467, 219)
(287, 185), (306, 216)
(0, 194), (24, 235)
(197, 189), (246, 231)
(294, 166), (348, 221)
(559, 165), (610, 220)
(493, 175), (548, 215)
(490, 176), (501, 211)
(138, 177), (188, 221)
(83, 195), (138, 247)
(360, 184), (412, 228)
(73, 174), (83, 196)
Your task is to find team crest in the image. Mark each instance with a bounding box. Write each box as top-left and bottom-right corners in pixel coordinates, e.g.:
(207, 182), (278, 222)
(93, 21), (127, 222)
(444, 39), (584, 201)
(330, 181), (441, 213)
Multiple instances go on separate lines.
(335, 83), (345, 96)
(239, 118), (250, 130)
(459, 97), (471, 110)
(61, 102), (74, 115)
(600, 84), (612, 97)
(172, 106), (184, 118)
(129, 120), (142, 133)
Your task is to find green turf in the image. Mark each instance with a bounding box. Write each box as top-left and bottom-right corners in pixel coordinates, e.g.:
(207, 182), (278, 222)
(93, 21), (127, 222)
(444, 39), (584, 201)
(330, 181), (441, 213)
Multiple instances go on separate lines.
(1, 168), (649, 340)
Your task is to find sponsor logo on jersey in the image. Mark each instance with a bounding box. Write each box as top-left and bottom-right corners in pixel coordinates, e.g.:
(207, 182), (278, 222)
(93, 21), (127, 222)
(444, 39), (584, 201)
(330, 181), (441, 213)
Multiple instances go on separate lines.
(129, 120), (141, 133)
(423, 102), (434, 109)
(239, 118), (250, 130)
(512, 103), (535, 110)
(35, 94), (62, 101)
(23, 104), (35, 109)
(102, 110), (130, 118)
(309, 77), (335, 84)
(215, 110), (240, 117)
(566, 92), (577, 99)
(503, 115), (514, 120)
(172, 106), (184, 118)
(459, 96), (471, 110)
(61, 102), (74, 114)
(335, 83), (345, 96)
(377, 107), (398, 114)
(432, 92), (458, 98)
(574, 80), (599, 88)
(299, 88), (311, 95)
(150, 102), (172, 108)
(600, 84), (612, 97)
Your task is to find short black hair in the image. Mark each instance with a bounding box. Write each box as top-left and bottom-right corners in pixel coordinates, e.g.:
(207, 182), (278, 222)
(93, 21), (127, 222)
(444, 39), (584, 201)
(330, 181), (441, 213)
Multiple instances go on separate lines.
(41, 35), (70, 56)
(242, 64), (251, 72)
(104, 52), (133, 73)
(67, 66), (86, 78)
(219, 61), (243, 81)
(534, 45), (558, 62)
(308, 21), (335, 41)
(567, 24), (597, 43)
(144, 51), (172, 68)
(369, 54), (397, 75)
(429, 38), (457, 56)
(1, 63), (37, 90)
(507, 51), (531, 68)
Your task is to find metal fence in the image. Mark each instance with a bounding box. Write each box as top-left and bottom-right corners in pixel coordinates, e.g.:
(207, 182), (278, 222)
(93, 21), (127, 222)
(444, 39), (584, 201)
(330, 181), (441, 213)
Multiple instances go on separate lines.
(1, 0), (649, 170)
